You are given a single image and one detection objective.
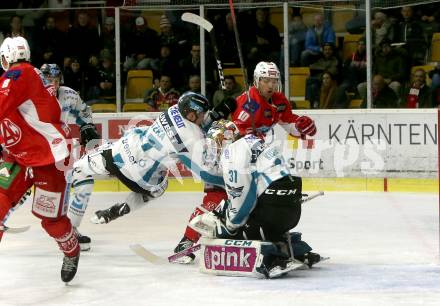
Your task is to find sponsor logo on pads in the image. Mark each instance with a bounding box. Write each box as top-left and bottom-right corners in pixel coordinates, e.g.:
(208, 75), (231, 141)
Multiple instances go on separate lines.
(204, 245), (257, 272)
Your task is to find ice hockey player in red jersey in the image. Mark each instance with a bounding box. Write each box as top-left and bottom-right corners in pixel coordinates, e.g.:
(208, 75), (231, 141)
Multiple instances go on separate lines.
(232, 61), (316, 137)
(0, 37), (80, 283)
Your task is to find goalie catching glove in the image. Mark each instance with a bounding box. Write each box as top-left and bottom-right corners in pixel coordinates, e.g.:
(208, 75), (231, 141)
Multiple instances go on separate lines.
(80, 123), (100, 146)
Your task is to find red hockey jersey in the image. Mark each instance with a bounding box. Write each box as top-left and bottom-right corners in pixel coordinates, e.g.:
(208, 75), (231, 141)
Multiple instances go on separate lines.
(231, 86), (300, 136)
(0, 63), (69, 166)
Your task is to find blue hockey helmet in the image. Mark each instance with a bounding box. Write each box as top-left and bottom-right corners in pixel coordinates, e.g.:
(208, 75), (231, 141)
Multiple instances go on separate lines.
(40, 63), (64, 84)
(177, 91), (211, 118)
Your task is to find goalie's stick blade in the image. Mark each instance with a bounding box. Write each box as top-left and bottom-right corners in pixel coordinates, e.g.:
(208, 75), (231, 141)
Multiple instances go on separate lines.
(1, 225), (31, 234)
(181, 12), (213, 32)
(129, 244), (168, 265)
(301, 191), (324, 204)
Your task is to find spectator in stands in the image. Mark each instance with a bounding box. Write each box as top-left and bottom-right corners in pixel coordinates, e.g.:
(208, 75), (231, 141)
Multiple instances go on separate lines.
(288, 13), (307, 66)
(34, 15), (67, 67)
(300, 14), (336, 66)
(368, 74), (399, 108)
(100, 17), (115, 57)
(403, 68), (432, 108)
(216, 13), (240, 66)
(151, 44), (182, 88)
(345, 2), (366, 34)
(358, 39), (406, 102)
(68, 11), (100, 66)
(429, 62), (440, 107)
(305, 43), (340, 108)
(158, 14), (189, 62)
(186, 74), (201, 94)
(334, 38), (367, 108)
(144, 74), (180, 111)
(416, 3), (440, 43)
(180, 43), (203, 83)
(246, 8), (281, 69)
(318, 72), (338, 109)
(396, 6), (427, 66)
(64, 57), (85, 97)
(371, 11), (395, 52)
(212, 75), (243, 108)
(48, 0), (71, 9)
(4, 15), (27, 39)
(87, 54), (116, 103)
(123, 16), (160, 71)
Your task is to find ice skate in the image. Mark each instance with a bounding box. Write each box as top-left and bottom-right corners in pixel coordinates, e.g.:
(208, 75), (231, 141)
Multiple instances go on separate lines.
(61, 253), (80, 283)
(171, 236), (196, 264)
(91, 202), (130, 224)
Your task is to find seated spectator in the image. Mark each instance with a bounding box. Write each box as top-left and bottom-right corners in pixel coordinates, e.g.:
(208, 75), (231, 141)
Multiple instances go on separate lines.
(151, 44), (182, 88)
(144, 74), (180, 111)
(288, 13), (307, 66)
(100, 17), (115, 57)
(358, 39), (406, 101)
(318, 72), (338, 109)
(212, 75), (243, 107)
(346, 2), (366, 34)
(247, 8), (281, 69)
(87, 54), (116, 103)
(334, 38), (367, 108)
(180, 43), (215, 86)
(63, 57), (85, 97)
(186, 74), (201, 94)
(67, 11), (100, 66)
(396, 6), (427, 65)
(417, 3), (440, 43)
(34, 15), (67, 67)
(158, 14), (189, 62)
(429, 62), (440, 107)
(371, 12), (395, 52)
(404, 68), (432, 108)
(305, 43), (340, 108)
(368, 74), (399, 108)
(300, 14), (336, 66)
(216, 13), (240, 66)
(123, 16), (160, 71)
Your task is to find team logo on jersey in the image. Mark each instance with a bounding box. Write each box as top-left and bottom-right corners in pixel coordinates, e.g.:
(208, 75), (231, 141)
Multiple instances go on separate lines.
(226, 184), (244, 199)
(275, 103), (286, 112)
(243, 99), (260, 114)
(0, 119), (22, 146)
(263, 109), (272, 118)
(5, 70), (21, 81)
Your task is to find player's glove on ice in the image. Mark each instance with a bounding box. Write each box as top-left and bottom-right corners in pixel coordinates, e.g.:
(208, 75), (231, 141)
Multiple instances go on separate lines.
(295, 116), (316, 137)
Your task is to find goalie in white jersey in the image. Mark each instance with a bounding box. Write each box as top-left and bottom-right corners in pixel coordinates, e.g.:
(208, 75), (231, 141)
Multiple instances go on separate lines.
(191, 120), (323, 278)
(68, 92), (225, 232)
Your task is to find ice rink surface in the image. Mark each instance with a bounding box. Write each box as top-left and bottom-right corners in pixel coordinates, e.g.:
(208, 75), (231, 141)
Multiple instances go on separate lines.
(1, 191), (439, 306)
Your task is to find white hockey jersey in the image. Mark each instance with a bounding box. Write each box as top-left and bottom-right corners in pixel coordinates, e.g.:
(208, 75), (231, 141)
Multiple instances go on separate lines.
(110, 105), (224, 190)
(57, 86), (93, 127)
(220, 133), (290, 230)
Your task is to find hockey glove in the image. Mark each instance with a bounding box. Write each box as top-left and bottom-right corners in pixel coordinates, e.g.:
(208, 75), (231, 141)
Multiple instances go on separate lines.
(295, 116), (316, 137)
(209, 96), (237, 121)
(80, 123), (100, 146)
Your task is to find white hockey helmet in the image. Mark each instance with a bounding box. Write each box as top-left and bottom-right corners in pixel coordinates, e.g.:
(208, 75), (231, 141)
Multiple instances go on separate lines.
(253, 61), (282, 92)
(0, 36), (30, 70)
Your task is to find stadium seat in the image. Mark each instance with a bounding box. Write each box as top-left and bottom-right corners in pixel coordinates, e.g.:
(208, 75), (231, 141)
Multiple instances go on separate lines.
(348, 99), (363, 108)
(342, 34), (362, 60)
(269, 7), (292, 34)
(122, 103), (153, 112)
(223, 68), (246, 88)
(430, 32), (440, 62)
(294, 100), (311, 109)
(124, 69), (154, 103)
(289, 67), (310, 100)
(91, 103), (117, 113)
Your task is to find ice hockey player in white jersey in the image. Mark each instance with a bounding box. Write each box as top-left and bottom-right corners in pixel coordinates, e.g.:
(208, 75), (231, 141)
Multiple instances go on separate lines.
(191, 120), (323, 278)
(68, 92), (225, 233)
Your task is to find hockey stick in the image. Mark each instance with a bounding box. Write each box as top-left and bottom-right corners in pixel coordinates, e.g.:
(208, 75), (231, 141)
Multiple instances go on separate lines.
(129, 243), (201, 265)
(1, 225), (31, 234)
(301, 191), (324, 204)
(227, 0), (256, 133)
(181, 13), (226, 90)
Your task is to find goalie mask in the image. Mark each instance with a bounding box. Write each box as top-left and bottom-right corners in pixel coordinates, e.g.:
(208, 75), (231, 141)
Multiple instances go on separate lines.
(40, 63), (64, 86)
(253, 61), (282, 93)
(204, 119), (240, 167)
(0, 36), (30, 71)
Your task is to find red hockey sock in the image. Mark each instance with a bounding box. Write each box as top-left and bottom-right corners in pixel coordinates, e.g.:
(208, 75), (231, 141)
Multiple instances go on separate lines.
(41, 216), (79, 257)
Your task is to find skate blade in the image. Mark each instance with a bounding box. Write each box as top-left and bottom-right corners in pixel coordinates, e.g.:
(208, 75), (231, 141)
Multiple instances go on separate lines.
(268, 261), (305, 279)
(90, 215), (105, 224)
(169, 255), (195, 264)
